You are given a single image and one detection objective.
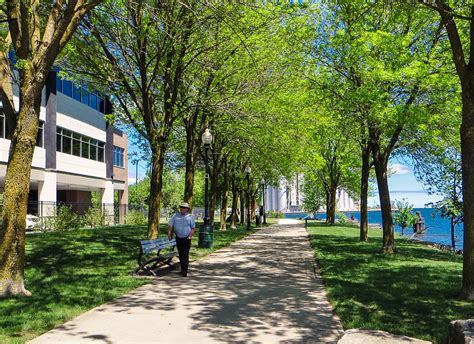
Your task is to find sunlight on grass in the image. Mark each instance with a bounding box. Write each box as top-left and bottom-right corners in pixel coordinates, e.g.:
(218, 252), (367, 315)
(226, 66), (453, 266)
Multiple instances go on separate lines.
(0, 223), (255, 343)
(306, 222), (473, 343)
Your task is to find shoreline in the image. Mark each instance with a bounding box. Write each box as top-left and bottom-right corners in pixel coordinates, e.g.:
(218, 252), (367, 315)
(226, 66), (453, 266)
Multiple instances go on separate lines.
(366, 221), (463, 255)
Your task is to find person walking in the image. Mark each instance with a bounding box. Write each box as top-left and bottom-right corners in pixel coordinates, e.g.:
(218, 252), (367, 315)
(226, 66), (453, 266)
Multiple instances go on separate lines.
(168, 202), (196, 277)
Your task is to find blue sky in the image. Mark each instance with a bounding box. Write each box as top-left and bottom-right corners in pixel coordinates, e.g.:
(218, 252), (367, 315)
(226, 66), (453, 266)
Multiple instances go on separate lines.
(368, 161), (442, 208)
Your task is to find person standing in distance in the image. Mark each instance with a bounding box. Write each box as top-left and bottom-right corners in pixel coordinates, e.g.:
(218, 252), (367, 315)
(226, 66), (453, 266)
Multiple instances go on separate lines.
(168, 202), (196, 277)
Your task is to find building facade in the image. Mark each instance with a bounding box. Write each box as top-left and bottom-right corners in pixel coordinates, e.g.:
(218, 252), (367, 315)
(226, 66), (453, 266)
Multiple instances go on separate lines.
(265, 175), (358, 213)
(0, 70), (128, 223)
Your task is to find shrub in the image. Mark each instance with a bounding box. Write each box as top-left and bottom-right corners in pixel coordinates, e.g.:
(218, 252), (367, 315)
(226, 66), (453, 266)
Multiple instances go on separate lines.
(336, 212), (348, 224)
(83, 207), (105, 228)
(41, 205), (82, 231)
(126, 210), (147, 225)
(392, 199), (416, 235)
(266, 210), (285, 218)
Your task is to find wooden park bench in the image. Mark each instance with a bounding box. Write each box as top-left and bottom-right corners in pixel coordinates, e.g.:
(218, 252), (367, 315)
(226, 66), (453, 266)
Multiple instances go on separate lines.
(135, 238), (179, 276)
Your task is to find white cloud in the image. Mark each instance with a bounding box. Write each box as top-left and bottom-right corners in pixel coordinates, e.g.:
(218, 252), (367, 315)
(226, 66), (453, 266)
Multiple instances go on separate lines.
(389, 163), (411, 175)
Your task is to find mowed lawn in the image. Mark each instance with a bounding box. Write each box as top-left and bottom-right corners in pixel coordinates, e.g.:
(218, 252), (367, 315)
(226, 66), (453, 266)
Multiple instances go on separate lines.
(307, 222), (474, 343)
(0, 223), (255, 344)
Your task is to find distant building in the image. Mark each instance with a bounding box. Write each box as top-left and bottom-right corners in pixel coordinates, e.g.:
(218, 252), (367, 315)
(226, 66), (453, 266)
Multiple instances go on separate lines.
(0, 70), (128, 223)
(265, 175), (358, 212)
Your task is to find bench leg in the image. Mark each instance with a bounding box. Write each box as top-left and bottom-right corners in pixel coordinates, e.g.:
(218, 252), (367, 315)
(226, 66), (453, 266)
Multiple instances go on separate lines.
(165, 257), (176, 269)
(135, 265), (157, 276)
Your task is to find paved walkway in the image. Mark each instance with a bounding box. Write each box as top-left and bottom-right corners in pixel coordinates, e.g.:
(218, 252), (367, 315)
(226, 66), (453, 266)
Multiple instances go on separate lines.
(29, 224), (344, 344)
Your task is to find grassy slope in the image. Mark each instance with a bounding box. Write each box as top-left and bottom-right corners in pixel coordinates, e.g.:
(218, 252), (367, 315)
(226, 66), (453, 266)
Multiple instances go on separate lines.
(307, 222), (474, 343)
(0, 223), (255, 343)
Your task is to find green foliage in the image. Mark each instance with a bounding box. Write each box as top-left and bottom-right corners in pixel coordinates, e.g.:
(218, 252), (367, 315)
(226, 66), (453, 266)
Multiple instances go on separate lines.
(161, 168), (185, 210)
(392, 199), (416, 233)
(407, 132), (463, 224)
(125, 210), (147, 226)
(335, 212), (348, 224)
(14, 58), (30, 71)
(41, 206), (82, 232)
(301, 176), (325, 213)
(128, 177), (150, 207)
(82, 207), (105, 228)
(307, 223), (473, 343)
(266, 211), (285, 218)
(430, 198), (463, 225)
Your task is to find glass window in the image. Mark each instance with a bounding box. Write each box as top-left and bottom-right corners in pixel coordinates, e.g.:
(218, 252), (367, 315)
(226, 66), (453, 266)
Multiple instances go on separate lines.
(81, 137), (90, 159)
(72, 138), (81, 156)
(114, 146), (124, 167)
(4, 114), (11, 139)
(56, 132), (62, 151)
(62, 135), (71, 154)
(36, 121), (44, 147)
(81, 87), (89, 105)
(73, 85), (81, 101)
(90, 144), (97, 161)
(62, 80), (72, 97)
(55, 126), (104, 161)
(0, 112), (4, 139)
(90, 139), (98, 161)
(99, 98), (105, 113)
(56, 76), (63, 93)
(90, 93), (97, 110)
(98, 143), (104, 162)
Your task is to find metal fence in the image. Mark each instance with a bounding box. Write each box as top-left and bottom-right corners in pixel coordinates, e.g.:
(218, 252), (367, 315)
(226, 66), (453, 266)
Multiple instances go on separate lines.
(0, 202), (213, 229)
(0, 201), (144, 228)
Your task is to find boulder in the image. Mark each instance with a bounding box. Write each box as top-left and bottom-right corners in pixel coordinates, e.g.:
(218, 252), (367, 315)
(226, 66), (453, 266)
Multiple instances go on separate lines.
(338, 329), (431, 343)
(448, 320), (474, 344)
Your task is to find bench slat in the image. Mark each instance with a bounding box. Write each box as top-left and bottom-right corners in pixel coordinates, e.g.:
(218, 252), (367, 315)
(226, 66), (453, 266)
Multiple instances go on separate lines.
(140, 238), (176, 254)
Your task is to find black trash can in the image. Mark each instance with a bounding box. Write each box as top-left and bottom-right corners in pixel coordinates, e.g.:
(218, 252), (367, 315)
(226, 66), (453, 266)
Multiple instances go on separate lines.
(198, 224), (214, 248)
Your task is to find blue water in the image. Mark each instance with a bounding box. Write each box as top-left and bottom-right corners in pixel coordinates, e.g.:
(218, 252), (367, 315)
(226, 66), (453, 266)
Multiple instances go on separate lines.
(286, 208), (464, 248)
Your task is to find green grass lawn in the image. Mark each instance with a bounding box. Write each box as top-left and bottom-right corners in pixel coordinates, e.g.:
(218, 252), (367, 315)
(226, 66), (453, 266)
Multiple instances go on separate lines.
(0, 222), (255, 343)
(306, 222), (474, 343)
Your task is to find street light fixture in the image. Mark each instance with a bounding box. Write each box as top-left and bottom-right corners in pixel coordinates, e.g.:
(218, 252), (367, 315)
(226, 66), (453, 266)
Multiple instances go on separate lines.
(199, 128), (213, 248)
(245, 166), (251, 230)
(260, 178), (266, 225)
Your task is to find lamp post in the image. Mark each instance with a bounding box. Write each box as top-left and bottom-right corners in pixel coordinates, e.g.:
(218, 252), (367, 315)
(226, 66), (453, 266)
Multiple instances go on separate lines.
(260, 178), (266, 225)
(245, 166), (251, 230)
(198, 128), (213, 248)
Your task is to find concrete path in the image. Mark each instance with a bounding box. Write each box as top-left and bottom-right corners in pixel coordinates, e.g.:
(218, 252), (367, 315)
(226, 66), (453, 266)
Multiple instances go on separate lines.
(29, 224), (344, 344)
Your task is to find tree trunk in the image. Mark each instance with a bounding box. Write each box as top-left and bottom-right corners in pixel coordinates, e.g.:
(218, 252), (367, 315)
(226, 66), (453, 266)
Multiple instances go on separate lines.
(327, 185), (337, 225)
(148, 142), (166, 239)
(240, 190), (245, 225)
(219, 160), (228, 231)
(325, 190), (330, 224)
(371, 142), (395, 253)
(251, 194), (256, 221)
(0, 88), (41, 297)
(451, 218), (456, 251)
(421, 1), (474, 299)
(360, 143), (371, 241)
(460, 88), (474, 299)
(230, 178), (239, 229)
(183, 124), (196, 207)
